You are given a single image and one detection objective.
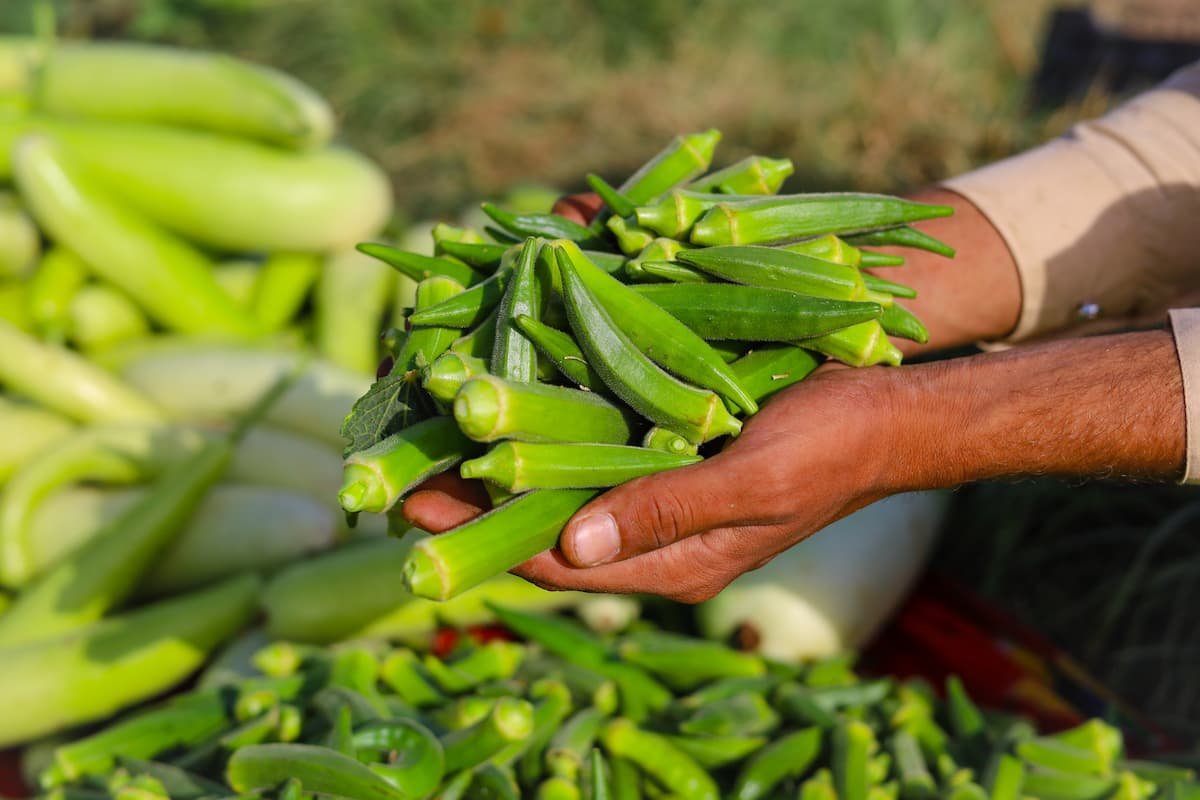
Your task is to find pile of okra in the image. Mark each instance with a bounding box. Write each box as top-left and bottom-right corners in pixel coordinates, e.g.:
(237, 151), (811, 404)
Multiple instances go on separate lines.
(339, 129), (961, 600)
(34, 605), (1196, 800)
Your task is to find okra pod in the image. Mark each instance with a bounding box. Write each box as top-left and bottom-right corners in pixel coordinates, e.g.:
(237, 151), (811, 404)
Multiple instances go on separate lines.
(832, 722), (875, 800)
(860, 250), (907, 267)
(666, 734), (768, 770)
(15, 135), (261, 338)
(798, 320), (903, 367)
(395, 276), (468, 372)
(557, 249), (743, 443)
(451, 308), (501, 360)
(556, 661), (620, 714)
(633, 283), (882, 341)
(635, 260), (710, 284)
(731, 727), (822, 800)
(424, 351), (490, 403)
(689, 193), (954, 246)
(729, 345), (821, 402)
(0, 192), (39, 278)
(114, 758), (224, 800)
(407, 269), (510, 330)
(537, 776), (582, 800)
(483, 203), (605, 248)
(601, 719), (718, 800)
(470, 764), (522, 799)
(586, 174), (637, 219)
(618, 631), (765, 689)
(559, 242), (756, 413)
(635, 191), (738, 239)
(403, 490), (598, 600)
(890, 731), (937, 800)
(357, 720), (445, 798)
(438, 241), (510, 270)
(0, 374), (290, 646)
(1015, 738), (1109, 776)
(779, 233), (862, 266)
(29, 247), (88, 341)
(227, 744), (413, 800)
(677, 245), (869, 301)
(485, 604), (611, 665)
(379, 649), (445, 708)
(357, 242), (481, 288)
(676, 677), (776, 710)
(425, 641), (526, 694)
(800, 769), (838, 800)
(581, 250), (629, 275)
(606, 215), (657, 256)
(846, 225), (956, 258)
(492, 237), (543, 383)
(1019, 769), (1117, 800)
(547, 707), (607, 779)
(68, 284), (151, 354)
(338, 416), (472, 513)
(618, 129), (722, 205)
(688, 155), (793, 195)
(641, 427), (699, 455)
(461, 442), (700, 492)
(982, 753), (1024, 800)
(514, 316), (605, 392)
(625, 239), (693, 283)
(590, 749), (613, 800)
(1050, 720), (1124, 768)
(453, 374), (633, 444)
(880, 302), (929, 344)
(862, 273), (917, 299)
(441, 697), (534, 773)
(677, 692), (780, 737)
(508, 680), (573, 779)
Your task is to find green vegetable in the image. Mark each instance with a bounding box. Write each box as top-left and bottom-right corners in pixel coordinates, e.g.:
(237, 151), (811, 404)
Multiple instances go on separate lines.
(677, 693), (780, 737)
(226, 744), (414, 800)
(442, 697), (535, 772)
(28, 247), (88, 341)
(513, 316), (604, 392)
(618, 631), (765, 690)
(0, 371), (290, 646)
(0, 280), (33, 331)
(0, 191), (39, 278)
(982, 753), (1024, 800)
(832, 721), (874, 800)
(601, 718), (718, 800)
(213, 259), (260, 307)
(395, 276), (469, 372)
(250, 252), (322, 334)
(0, 573), (260, 747)
(402, 490), (597, 601)
(586, 173), (637, 218)
(14, 134), (262, 338)
(859, 250), (907, 267)
(451, 308), (501, 360)
(667, 734), (768, 770)
(547, 708), (607, 779)
(68, 284), (151, 353)
(799, 320), (903, 367)
(634, 190), (737, 239)
(846, 226), (956, 258)
(633, 283), (883, 341)
(590, 749), (613, 800)
(482, 203), (604, 248)
(508, 680), (573, 779)
(891, 730), (937, 799)
(35, 42), (333, 148)
(339, 417), (473, 513)
(781, 234), (863, 267)
(880, 302), (929, 344)
(1019, 769), (1116, 800)
(624, 238), (693, 282)
(635, 259), (710, 284)
(556, 247), (743, 444)
(689, 193), (954, 246)
(437, 240), (510, 270)
(731, 727), (822, 800)
(0, 396), (73, 486)
(618, 129), (722, 205)
(423, 351), (489, 403)
(729, 345), (821, 402)
(0, 320), (162, 424)
(357, 242), (482, 288)
(453, 374), (634, 444)
(606, 215), (657, 256)
(641, 426), (699, 455)
(407, 269), (510, 330)
(677, 245), (870, 302)
(461, 442), (700, 492)
(861, 273), (916, 299)
(315, 249), (395, 375)
(688, 156), (793, 195)
(492, 238), (543, 383)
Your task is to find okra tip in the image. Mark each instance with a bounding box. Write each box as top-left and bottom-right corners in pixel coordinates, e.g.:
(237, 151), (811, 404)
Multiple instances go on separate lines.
(493, 696), (536, 740)
(453, 376), (502, 441)
(401, 541), (449, 601)
(337, 463), (385, 513)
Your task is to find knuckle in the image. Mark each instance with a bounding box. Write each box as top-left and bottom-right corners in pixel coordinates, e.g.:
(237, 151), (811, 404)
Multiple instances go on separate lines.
(643, 490), (695, 549)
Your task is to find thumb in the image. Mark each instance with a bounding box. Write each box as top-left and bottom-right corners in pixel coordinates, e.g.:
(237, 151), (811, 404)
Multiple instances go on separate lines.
(558, 458), (737, 568)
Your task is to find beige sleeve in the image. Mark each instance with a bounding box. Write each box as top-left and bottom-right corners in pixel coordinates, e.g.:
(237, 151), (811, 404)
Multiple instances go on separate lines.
(943, 60), (1200, 483)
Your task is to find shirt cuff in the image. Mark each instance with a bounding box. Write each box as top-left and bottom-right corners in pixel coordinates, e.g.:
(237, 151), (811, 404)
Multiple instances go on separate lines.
(1169, 308), (1200, 484)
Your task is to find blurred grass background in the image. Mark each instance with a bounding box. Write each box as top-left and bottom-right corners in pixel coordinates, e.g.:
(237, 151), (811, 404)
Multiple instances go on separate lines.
(10, 0), (1200, 743)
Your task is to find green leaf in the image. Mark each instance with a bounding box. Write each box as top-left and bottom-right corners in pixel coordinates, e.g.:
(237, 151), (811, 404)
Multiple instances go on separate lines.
(340, 370), (433, 456)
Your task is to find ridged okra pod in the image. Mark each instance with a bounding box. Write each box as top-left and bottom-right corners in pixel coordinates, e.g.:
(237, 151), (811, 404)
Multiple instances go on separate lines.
(731, 727), (823, 800)
(451, 308), (500, 360)
(606, 215), (656, 256)
(859, 249), (907, 267)
(226, 743), (417, 800)
(862, 272), (916, 299)
(846, 225), (956, 258)
(634, 190), (740, 239)
(423, 351), (489, 403)
(402, 490), (597, 600)
(601, 718), (718, 800)
(453, 374), (633, 444)
(637, 259), (710, 283)
(440, 697), (535, 772)
(617, 630), (765, 690)
(689, 193), (954, 246)
(688, 155), (793, 195)
(586, 173), (637, 218)
(461, 442), (700, 492)
(514, 316), (604, 392)
(510, 680), (574, 778)
(395, 276), (467, 372)
(547, 707), (607, 780)
(880, 302), (929, 344)
(624, 238), (692, 282)
(677, 245), (871, 302)
(339, 416), (473, 513)
(618, 129), (722, 205)
(667, 734), (769, 769)
(407, 267), (511, 330)
(357, 242), (481, 288)
(556, 243), (751, 432)
(799, 320), (903, 367)
(483, 203), (605, 248)
(438, 240), (509, 270)
(632, 283), (882, 341)
(492, 237), (543, 383)
(832, 721), (875, 800)
(730, 345), (821, 402)
(782, 233), (863, 266)
(678, 692), (780, 737)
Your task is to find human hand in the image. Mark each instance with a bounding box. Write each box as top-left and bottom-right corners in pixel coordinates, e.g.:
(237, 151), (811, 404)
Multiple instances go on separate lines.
(550, 192), (603, 226)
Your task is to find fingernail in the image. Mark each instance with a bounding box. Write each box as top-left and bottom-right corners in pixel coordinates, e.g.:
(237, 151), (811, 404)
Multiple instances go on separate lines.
(567, 513), (621, 566)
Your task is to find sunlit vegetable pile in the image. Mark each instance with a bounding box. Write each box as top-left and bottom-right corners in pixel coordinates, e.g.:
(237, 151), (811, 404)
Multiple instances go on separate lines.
(340, 130), (956, 600)
(31, 602), (1200, 800)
